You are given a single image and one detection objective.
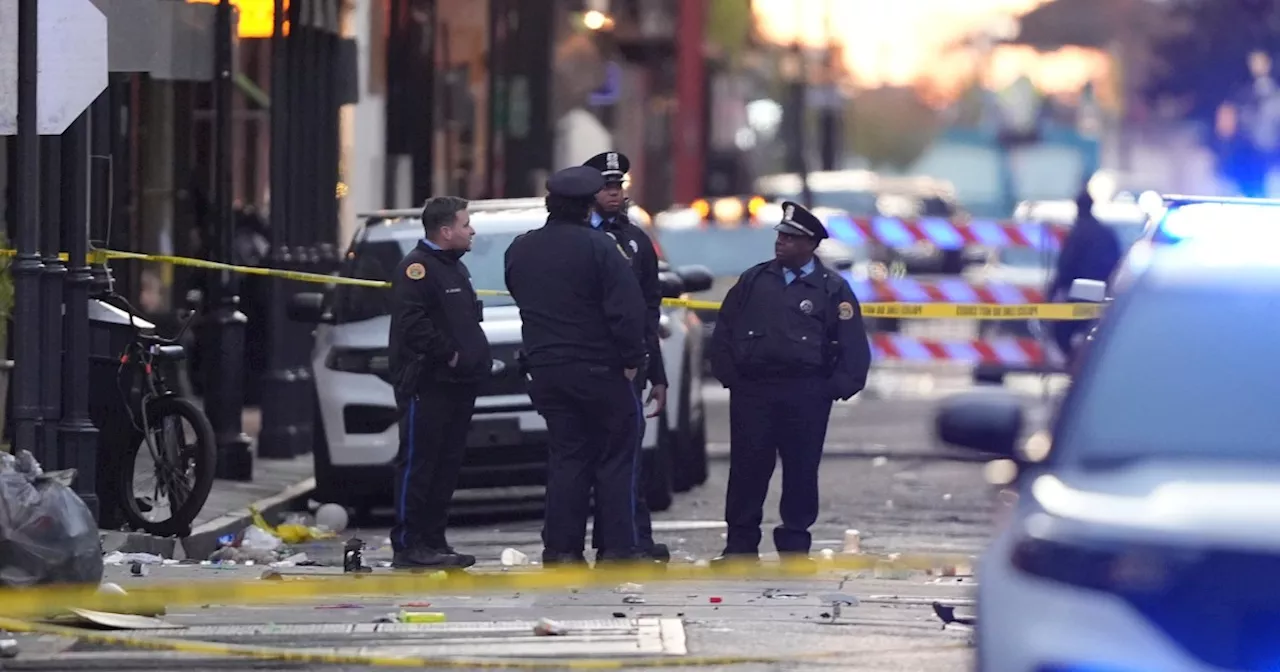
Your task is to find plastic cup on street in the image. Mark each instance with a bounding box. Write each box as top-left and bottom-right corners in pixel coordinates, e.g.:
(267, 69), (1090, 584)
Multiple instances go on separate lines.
(842, 529), (862, 554)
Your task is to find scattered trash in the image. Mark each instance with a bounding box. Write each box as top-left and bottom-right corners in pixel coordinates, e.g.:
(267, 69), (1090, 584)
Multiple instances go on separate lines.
(819, 548), (835, 560)
(314, 503), (349, 533)
(53, 609), (180, 630)
(217, 534), (235, 547)
(315, 604), (363, 610)
(240, 525), (284, 553)
(249, 506), (335, 545)
(622, 595), (645, 604)
(0, 637), (18, 658)
(931, 601), (975, 629)
(102, 552), (165, 566)
(0, 452), (103, 587)
(398, 611), (446, 624)
(399, 602), (432, 608)
(820, 594), (859, 623)
(763, 589), (805, 599)
(611, 611), (626, 618)
(708, 597), (722, 604)
(693, 559), (709, 568)
(842, 529), (861, 554)
(614, 583), (643, 594)
(943, 493), (953, 501)
(98, 582), (126, 596)
(344, 538), (371, 574)
(533, 618), (568, 636)
(129, 562), (148, 577)
(871, 456), (888, 467)
(500, 548), (529, 566)
(207, 545), (277, 565)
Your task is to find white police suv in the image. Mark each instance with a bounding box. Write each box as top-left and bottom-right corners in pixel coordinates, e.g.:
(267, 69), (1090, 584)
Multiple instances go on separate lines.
(290, 198), (713, 516)
(937, 218), (1280, 671)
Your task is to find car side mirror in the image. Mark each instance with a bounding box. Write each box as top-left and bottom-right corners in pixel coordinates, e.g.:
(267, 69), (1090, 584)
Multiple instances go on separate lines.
(675, 264), (714, 293)
(658, 271), (686, 299)
(1068, 278), (1107, 302)
(935, 389), (1025, 459)
(287, 292), (331, 323)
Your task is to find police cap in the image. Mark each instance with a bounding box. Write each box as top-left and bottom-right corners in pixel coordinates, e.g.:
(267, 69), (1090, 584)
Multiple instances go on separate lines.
(774, 201), (828, 241)
(545, 166), (606, 200)
(583, 151), (630, 184)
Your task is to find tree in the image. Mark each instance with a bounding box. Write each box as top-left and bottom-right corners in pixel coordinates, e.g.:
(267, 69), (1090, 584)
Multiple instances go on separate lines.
(844, 87), (940, 171)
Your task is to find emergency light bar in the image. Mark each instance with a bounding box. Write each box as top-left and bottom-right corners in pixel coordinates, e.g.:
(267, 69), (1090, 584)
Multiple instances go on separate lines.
(1156, 198), (1280, 243)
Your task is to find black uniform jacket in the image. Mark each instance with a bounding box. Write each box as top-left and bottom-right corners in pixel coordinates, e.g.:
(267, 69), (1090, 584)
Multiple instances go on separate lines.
(504, 216), (648, 372)
(389, 241), (492, 396)
(599, 211), (668, 386)
(709, 258), (872, 401)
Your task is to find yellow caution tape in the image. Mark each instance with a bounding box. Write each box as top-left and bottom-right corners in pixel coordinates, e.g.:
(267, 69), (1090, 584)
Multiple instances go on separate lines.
(0, 615), (966, 669)
(0, 554), (968, 619)
(0, 247), (1103, 319)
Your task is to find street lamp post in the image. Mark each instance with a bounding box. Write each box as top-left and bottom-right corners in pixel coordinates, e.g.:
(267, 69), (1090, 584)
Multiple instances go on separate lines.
(781, 44), (813, 208)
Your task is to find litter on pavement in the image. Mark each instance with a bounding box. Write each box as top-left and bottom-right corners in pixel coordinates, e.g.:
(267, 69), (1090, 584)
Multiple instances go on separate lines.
(0, 451), (103, 588)
(533, 617), (568, 636)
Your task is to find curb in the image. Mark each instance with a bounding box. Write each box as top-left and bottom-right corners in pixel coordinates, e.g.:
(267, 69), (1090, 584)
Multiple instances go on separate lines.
(180, 476), (317, 562)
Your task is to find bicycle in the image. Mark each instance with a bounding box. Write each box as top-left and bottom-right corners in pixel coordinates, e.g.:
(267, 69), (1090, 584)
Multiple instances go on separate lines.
(106, 290), (217, 537)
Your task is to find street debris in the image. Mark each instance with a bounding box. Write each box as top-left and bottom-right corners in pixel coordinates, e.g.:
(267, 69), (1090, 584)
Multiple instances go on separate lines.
(0, 637), (17, 658)
(533, 617), (568, 636)
(872, 456), (888, 467)
(314, 503), (349, 533)
(0, 451), (103, 587)
(708, 597), (722, 604)
(344, 538), (371, 573)
(622, 595), (645, 604)
(819, 548), (835, 560)
(819, 594), (859, 623)
(129, 562), (148, 577)
(614, 582), (643, 594)
(842, 529), (861, 554)
(932, 601), (976, 629)
(250, 506), (335, 545)
(500, 548), (529, 566)
(398, 611), (446, 623)
(763, 589), (805, 599)
(102, 552), (171, 566)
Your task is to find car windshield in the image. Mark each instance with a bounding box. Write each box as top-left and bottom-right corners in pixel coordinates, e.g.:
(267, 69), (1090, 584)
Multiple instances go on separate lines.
(1055, 287), (1280, 466)
(998, 222), (1146, 268)
(331, 229), (521, 324)
(768, 190), (880, 215)
(656, 227), (777, 278)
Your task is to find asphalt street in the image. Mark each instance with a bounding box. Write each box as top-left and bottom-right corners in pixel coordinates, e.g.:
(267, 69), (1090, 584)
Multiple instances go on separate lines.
(5, 369), (1065, 671)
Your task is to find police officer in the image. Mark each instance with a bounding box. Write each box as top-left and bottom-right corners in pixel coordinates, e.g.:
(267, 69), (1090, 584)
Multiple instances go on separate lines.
(708, 201), (872, 565)
(388, 195), (491, 570)
(1048, 188), (1122, 359)
(504, 166), (650, 565)
(582, 151), (670, 562)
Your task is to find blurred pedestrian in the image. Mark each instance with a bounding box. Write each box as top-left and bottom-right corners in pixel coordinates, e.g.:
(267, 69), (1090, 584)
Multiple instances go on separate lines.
(504, 166), (650, 566)
(388, 196), (491, 570)
(583, 151), (670, 564)
(1047, 189), (1122, 360)
(708, 201), (872, 568)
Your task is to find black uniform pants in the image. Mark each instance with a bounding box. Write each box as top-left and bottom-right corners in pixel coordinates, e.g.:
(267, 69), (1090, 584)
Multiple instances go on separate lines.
(591, 378), (655, 554)
(529, 363), (644, 557)
(391, 383), (478, 553)
(723, 377), (833, 555)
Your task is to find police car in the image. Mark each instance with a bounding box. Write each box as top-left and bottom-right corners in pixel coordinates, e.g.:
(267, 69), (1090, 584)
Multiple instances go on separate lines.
(289, 198), (714, 516)
(937, 209), (1280, 671)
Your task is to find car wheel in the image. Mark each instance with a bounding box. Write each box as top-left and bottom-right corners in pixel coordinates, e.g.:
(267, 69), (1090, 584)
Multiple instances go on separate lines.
(644, 412), (675, 513)
(672, 353), (708, 491)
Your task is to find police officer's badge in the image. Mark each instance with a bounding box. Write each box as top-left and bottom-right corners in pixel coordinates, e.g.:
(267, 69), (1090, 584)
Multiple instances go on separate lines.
(405, 262), (426, 280)
(607, 152), (619, 171)
(784, 204), (795, 222)
(838, 301), (855, 320)
(799, 299), (814, 314)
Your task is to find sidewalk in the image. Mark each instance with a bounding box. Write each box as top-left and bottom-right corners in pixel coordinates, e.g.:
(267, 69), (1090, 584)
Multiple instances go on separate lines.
(102, 407), (318, 562)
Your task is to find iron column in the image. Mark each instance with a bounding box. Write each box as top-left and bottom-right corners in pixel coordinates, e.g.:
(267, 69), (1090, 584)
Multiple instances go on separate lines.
(59, 112), (99, 520)
(12, 0), (45, 459)
(38, 134), (64, 466)
(203, 0), (254, 479)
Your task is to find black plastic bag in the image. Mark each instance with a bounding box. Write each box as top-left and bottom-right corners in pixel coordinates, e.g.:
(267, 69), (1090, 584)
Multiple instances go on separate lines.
(0, 451), (104, 587)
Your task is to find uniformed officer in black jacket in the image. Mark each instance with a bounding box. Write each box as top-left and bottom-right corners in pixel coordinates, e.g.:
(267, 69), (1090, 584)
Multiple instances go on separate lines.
(388, 195), (492, 570)
(504, 166), (651, 565)
(582, 151), (670, 562)
(1048, 189), (1122, 359)
(708, 201), (872, 565)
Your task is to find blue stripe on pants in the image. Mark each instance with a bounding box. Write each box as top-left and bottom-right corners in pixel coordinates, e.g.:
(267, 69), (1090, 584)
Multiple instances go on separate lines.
(628, 383), (645, 548)
(397, 396), (417, 549)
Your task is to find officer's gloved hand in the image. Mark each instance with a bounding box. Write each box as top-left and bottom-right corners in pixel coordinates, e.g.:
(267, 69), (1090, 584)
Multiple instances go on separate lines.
(826, 374), (860, 401)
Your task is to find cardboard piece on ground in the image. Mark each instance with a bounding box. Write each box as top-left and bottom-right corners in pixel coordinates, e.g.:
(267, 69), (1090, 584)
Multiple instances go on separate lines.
(47, 609), (184, 630)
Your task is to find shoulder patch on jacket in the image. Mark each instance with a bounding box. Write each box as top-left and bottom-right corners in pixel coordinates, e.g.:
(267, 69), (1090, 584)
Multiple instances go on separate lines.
(405, 262), (426, 280)
(838, 301), (855, 320)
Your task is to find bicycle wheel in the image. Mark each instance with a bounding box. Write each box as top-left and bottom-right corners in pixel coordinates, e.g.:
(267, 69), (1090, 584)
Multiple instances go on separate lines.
(117, 396), (217, 537)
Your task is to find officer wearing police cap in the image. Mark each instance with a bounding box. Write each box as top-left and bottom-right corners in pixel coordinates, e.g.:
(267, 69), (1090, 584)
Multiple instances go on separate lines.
(582, 151), (670, 563)
(707, 200), (872, 568)
(504, 165), (650, 566)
